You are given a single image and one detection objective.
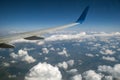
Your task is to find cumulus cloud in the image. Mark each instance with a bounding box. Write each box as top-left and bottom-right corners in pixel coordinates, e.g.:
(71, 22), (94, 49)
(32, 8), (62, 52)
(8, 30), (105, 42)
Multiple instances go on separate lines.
(8, 75), (16, 78)
(57, 61), (68, 70)
(0, 56), (5, 59)
(102, 56), (117, 62)
(44, 57), (48, 60)
(67, 59), (74, 67)
(25, 62), (62, 80)
(42, 47), (49, 54)
(0, 56), (2, 58)
(100, 49), (115, 55)
(85, 53), (94, 57)
(67, 69), (78, 74)
(56, 48), (61, 51)
(83, 70), (103, 80)
(50, 47), (55, 51)
(117, 48), (120, 51)
(2, 62), (10, 67)
(104, 76), (113, 80)
(57, 60), (74, 70)
(37, 41), (45, 45)
(10, 49), (36, 63)
(71, 74), (82, 80)
(10, 60), (16, 64)
(98, 64), (120, 79)
(58, 48), (69, 57)
(98, 65), (113, 73)
(93, 43), (101, 47)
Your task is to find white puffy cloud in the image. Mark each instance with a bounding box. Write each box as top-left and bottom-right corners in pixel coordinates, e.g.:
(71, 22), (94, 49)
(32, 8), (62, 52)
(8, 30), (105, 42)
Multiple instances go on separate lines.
(25, 62), (62, 80)
(98, 65), (113, 72)
(67, 69), (78, 74)
(57, 60), (74, 70)
(37, 41), (45, 45)
(58, 48), (69, 57)
(104, 76), (113, 80)
(100, 49), (115, 55)
(117, 48), (120, 51)
(44, 57), (48, 60)
(98, 64), (120, 79)
(57, 61), (68, 70)
(10, 49), (36, 63)
(56, 48), (61, 51)
(0, 56), (5, 59)
(83, 70), (103, 80)
(93, 43), (101, 47)
(39, 53), (42, 55)
(8, 75), (16, 78)
(42, 47), (49, 54)
(50, 47), (55, 51)
(85, 53), (94, 57)
(0, 56), (2, 58)
(78, 60), (82, 65)
(2, 62), (10, 67)
(102, 56), (117, 62)
(10, 60), (16, 64)
(105, 49), (115, 55)
(71, 74), (82, 80)
(67, 59), (74, 67)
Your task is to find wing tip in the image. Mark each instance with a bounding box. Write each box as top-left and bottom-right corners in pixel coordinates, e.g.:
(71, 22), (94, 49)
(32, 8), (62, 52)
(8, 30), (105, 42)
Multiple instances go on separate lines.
(76, 6), (90, 24)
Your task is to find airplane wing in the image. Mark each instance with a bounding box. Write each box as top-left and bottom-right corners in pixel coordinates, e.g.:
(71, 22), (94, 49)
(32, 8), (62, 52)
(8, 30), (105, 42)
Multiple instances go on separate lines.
(0, 6), (89, 48)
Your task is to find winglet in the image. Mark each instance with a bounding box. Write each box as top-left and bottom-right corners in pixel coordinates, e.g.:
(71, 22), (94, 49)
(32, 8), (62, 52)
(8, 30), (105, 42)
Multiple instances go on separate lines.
(76, 6), (89, 24)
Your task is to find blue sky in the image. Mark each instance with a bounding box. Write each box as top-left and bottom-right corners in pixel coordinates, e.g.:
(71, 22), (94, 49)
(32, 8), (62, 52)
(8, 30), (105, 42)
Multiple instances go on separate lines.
(0, 0), (120, 34)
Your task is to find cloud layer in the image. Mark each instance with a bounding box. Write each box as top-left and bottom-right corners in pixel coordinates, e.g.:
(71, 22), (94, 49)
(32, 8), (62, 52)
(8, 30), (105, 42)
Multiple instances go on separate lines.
(6, 31), (120, 80)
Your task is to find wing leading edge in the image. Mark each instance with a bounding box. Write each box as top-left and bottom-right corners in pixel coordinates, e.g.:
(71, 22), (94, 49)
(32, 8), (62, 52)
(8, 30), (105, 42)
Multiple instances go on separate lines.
(0, 6), (89, 48)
